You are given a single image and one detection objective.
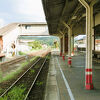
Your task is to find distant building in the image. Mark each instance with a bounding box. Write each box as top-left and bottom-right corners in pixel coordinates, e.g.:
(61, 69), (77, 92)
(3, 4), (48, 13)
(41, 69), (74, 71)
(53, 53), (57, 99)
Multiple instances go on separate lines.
(95, 39), (100, 51)
(18, 39), (33, 52)
(75, 35), (100, 51)
(75, 36), (86, 48)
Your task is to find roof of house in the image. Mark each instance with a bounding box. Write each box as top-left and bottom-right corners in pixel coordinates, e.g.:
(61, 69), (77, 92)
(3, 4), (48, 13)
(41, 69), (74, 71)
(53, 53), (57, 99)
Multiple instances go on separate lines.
(0, 23), (19, 36)
(0, 22), (47, 36)
(19, 22), (47, 25)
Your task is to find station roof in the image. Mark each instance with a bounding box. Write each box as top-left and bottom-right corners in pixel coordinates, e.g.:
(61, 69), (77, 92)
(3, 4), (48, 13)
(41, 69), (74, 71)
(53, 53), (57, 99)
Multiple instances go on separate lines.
(42, 0), (100, 37)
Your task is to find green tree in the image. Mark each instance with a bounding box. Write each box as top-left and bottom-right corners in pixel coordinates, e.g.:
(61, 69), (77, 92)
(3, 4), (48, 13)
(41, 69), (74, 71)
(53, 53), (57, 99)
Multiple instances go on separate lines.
(28, 41), (42, 50)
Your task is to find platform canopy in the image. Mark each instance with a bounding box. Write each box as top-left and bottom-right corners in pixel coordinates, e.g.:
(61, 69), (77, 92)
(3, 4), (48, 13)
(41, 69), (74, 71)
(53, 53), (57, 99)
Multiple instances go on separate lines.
(42, 0), (100, 36)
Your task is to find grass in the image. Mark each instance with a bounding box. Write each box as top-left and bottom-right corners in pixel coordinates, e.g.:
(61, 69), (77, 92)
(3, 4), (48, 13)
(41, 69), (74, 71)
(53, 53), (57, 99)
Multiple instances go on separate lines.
(34, 65), (40, 69)
(19, 51), (26, 55)
(21, 61), (29, 67)
(36, 81), (44, 86)
(0, 85), (26, 100)
(0, 57), (38, 83)
(30, 57), (37, 62)
(30, 69), (35, 73)
(0, 62), (29, 82)
(0, 70), (3, 82)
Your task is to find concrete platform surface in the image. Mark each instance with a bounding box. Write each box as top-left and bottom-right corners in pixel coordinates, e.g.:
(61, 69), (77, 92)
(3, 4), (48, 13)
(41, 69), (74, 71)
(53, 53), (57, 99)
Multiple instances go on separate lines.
(45, 52), (100, 100)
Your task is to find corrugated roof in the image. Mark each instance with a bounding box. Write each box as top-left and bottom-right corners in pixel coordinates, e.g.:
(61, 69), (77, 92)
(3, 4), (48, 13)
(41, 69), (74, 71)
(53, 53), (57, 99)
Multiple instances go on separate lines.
(0, 23), (19, 36)
(19, 22), (47, 25)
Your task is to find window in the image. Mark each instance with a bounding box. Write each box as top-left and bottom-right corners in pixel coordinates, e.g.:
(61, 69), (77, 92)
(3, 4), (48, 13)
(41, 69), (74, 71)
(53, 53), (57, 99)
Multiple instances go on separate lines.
(25, 25), (31, 29)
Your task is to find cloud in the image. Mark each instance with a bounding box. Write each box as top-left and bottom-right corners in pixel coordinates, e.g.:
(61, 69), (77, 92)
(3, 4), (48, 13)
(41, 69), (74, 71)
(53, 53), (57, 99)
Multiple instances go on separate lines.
(12, 0), (45, 22)
(0, 0), (46, 26)
(0, 12), (12, 19)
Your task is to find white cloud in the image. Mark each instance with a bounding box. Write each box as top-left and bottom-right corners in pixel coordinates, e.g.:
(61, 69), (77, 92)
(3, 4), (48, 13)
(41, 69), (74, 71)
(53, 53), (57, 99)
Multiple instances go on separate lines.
(0, 0), (46, 26)
(12, 0), (45, 22)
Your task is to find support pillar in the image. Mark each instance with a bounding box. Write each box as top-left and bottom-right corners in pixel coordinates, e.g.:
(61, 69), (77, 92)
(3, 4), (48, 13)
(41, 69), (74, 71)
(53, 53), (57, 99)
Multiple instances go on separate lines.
(68, 27), (72, 67)
(85, 3), (93, 90)
(62, 34), (65, 60)
(79, 0), (98, 90)
(63, 22), (72, 67)
(92, 26), (95, 51)
(71, 35), (74, 56)
(60, 37), (63, 56)
(94, 33), (95, 51)
(65, 35), (68, 55)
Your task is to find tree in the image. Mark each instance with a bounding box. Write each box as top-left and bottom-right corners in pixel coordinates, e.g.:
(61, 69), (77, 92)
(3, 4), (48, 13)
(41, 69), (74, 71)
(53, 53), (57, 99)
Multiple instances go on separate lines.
(28, 41), (42, 50)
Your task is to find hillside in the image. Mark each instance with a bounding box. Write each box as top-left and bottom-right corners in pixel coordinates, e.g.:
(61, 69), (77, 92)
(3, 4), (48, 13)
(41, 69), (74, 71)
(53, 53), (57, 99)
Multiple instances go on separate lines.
(18, 36), (59, 46)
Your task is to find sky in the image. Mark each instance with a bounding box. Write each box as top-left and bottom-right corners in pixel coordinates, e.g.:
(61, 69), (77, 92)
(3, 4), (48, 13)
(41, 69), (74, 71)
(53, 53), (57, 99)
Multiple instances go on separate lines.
(0, 0), (46, 27)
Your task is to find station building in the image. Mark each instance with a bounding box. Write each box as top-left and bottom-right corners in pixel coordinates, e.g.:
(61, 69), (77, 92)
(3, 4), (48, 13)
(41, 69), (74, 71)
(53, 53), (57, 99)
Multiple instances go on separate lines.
(0, 22), (48, 57)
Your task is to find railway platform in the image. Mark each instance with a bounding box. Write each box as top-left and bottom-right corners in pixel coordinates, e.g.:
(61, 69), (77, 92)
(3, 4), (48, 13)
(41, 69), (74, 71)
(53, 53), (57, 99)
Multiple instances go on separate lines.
(45, 52), (100, 100)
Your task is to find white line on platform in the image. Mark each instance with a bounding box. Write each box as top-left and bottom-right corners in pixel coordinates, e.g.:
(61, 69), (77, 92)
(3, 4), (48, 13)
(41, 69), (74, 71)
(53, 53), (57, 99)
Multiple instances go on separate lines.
(56, 57), (75, 100)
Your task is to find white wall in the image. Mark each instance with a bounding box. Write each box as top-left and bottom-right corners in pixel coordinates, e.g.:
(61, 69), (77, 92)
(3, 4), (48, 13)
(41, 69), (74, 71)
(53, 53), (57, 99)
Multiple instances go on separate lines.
(21, 25), (49, 35)
(2, 27), (20, 56)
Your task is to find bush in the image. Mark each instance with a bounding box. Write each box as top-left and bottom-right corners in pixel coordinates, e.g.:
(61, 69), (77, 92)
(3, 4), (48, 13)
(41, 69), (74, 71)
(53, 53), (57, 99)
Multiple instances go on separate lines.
(28, 41), (42, 50)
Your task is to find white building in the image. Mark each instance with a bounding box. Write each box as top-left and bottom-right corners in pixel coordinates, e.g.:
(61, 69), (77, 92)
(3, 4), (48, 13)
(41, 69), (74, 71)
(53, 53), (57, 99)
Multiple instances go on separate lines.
(18, 39), (33, 52)
(0, 22), (48, 57)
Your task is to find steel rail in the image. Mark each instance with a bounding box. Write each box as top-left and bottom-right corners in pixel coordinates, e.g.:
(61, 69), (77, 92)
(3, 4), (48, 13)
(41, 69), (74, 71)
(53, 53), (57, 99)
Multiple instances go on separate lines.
(24, 55), (48, 100)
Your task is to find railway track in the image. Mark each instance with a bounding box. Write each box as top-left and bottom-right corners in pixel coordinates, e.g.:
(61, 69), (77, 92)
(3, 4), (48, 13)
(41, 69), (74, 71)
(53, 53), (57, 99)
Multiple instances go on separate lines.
(24, 57), (48, 100)
(0, 55), (28, 67)
(0, 54), (50, 100)
(26, 55), (50, 100)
